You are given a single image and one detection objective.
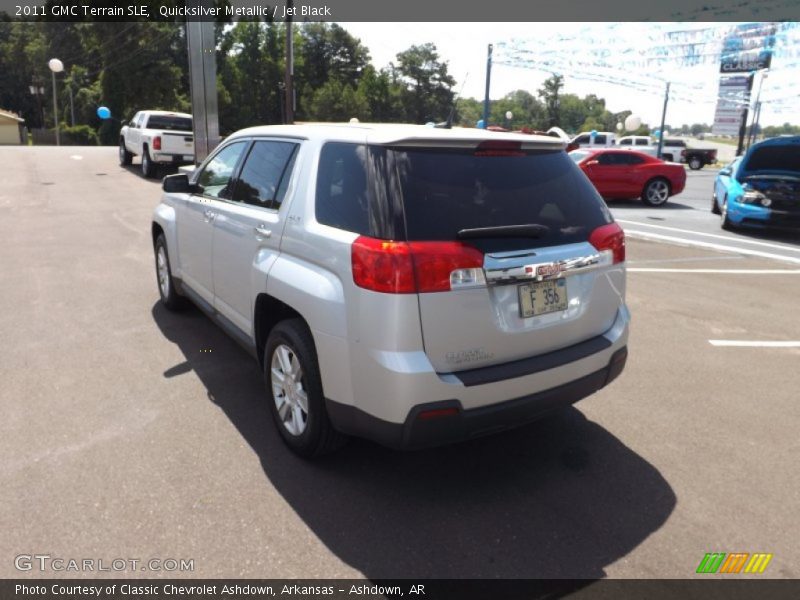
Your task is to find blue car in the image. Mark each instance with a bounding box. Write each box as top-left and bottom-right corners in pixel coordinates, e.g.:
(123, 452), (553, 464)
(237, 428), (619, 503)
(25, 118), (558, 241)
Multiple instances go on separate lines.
(712, 136), (800, 230)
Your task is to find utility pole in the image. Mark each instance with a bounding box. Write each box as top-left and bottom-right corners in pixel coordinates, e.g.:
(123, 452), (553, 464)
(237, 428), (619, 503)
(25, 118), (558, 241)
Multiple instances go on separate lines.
(68, 85), (75, 127)
(481, 44), (492, 128)
(736, 73), (755, 156)
(284, 0), (294, 124)
(746, 70), (768, 150)
(656, 81), (670, 159)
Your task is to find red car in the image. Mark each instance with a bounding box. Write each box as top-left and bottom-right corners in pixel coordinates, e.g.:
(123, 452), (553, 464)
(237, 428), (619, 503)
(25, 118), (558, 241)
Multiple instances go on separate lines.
(570, 149), (686, 206)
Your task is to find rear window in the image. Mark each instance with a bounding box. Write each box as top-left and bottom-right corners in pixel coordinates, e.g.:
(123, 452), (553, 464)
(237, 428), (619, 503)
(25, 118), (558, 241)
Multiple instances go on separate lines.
(388, 147), (612, 251)
(146, 115), (192, 131)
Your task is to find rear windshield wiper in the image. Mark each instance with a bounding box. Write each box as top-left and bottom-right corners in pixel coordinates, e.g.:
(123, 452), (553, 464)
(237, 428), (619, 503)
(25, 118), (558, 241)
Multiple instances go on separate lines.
(456, 224), (550, 239)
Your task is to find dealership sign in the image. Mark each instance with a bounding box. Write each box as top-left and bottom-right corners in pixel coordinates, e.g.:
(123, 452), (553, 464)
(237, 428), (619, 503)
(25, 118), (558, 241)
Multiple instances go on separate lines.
(712, 24), (776, 136)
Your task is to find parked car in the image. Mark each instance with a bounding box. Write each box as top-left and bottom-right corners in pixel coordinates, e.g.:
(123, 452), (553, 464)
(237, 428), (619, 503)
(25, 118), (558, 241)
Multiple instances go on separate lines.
(712, 135), (800, 230)
(570, 149), (687, 206)
(153, 124), (629, 457)
(120, 110), (194, 178)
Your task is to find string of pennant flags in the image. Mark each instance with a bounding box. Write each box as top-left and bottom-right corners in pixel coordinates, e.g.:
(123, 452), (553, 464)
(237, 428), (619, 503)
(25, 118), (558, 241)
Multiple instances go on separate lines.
(495, 22), (800, 115)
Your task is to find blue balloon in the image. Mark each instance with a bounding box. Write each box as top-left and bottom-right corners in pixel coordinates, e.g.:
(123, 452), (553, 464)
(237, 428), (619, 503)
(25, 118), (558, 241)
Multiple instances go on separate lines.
(653, 129), (661, 137)
(477, 119), (485, 129)
(97, 106), (111, 120)
(590, 129), (597, 136)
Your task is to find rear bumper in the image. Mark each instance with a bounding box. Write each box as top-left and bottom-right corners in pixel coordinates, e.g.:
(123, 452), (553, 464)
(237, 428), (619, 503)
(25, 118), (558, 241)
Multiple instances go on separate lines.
(327, 347), (627, 450)
(323, 305), (630, 449)
(152, 153), (194, 164)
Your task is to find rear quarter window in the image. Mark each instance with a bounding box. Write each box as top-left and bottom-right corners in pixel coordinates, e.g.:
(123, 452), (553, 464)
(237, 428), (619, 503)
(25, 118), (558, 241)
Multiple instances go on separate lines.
(315, 143), (370, 235)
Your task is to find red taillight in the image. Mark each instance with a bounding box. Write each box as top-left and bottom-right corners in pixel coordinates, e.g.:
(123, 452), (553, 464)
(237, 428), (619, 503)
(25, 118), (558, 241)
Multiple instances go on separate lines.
(417, 407), (459, 421)
(474, 140), (525, 157)
(589, 223), (625, 264)
(153, 136), (161, 151)
(351, 236), (484, 294)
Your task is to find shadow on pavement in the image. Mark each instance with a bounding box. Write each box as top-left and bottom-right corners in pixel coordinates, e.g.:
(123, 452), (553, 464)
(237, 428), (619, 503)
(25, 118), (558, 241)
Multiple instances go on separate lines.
(606, 198), (693, 210)
(152, 302), (676, 579)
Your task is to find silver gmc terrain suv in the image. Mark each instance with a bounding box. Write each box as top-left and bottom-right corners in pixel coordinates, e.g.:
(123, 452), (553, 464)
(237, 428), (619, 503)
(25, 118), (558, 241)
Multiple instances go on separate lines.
(152, 124), (629, 457)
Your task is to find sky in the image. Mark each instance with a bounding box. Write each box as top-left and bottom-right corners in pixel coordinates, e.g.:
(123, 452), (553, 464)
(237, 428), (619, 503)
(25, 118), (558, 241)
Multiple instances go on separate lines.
(338, 22), (800, 129)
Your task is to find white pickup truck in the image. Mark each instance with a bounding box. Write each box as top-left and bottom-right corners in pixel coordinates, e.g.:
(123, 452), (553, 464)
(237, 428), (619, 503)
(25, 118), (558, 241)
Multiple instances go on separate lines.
(119, 110), (195, 178)
(616, 135), (686, 163)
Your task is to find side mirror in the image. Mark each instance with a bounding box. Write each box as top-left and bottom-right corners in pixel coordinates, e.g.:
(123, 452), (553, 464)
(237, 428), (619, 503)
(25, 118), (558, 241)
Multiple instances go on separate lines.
(162, 174), (196, 194)
(719, 167), (732, 176)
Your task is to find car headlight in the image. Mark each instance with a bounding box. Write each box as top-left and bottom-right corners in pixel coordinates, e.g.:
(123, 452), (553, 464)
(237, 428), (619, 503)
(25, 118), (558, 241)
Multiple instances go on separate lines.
(739, 191), (772, 207)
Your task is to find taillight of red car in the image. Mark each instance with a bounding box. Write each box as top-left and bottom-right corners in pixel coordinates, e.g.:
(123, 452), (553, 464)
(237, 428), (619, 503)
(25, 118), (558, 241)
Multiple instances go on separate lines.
(351, 236), (484, 293)
(589, 223), (625, 264)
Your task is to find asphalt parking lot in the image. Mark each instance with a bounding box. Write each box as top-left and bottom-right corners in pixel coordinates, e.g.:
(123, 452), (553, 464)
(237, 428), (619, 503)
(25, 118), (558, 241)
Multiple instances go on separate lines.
(1, 147), (798, 580)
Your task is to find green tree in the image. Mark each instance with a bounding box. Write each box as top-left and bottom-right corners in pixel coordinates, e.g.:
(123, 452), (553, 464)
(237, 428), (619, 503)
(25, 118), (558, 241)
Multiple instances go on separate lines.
(309, 79), (368, 121)
(391, 43), (455, 123)
(538, 74), (563, 127)
(295, 23), (370, 120)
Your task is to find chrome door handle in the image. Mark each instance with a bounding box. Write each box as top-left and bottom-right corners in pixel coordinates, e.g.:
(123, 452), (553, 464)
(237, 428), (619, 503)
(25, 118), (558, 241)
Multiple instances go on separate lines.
(254, 225), (272, 238)
(204, 209), (216, 221)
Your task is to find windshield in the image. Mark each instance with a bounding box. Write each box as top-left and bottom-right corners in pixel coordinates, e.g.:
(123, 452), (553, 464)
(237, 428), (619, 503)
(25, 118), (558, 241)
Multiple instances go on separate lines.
(146, 115), (193, 131)
(386, 147), (612, 252)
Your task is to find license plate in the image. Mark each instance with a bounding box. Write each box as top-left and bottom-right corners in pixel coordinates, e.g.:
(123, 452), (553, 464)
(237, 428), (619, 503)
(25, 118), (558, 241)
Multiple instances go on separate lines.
(518, 279), (568, 318)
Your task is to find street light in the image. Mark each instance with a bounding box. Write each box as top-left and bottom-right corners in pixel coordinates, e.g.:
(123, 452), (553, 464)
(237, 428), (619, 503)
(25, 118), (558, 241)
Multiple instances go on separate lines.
(48, 58), (64, 146)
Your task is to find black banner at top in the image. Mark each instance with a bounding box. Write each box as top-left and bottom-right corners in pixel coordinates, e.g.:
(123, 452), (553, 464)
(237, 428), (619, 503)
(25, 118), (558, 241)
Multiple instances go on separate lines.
(2, 0), (800, 22)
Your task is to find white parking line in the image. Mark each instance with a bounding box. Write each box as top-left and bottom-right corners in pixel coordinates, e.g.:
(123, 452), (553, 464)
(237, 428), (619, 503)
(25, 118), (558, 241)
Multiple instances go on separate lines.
(617, 219), (800, 254)
(623, 229), (800, 265)
(709, 340), (800, 347)
(629, 268), (800, 273)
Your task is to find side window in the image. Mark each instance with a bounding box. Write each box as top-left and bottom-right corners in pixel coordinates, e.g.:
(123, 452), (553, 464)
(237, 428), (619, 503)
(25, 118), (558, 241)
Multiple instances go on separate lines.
(635, 138), (649, 146)
(129, 113), (140, 128)
(315, 142), (369, 234)
(596, 153), (618, 165)
(575, 134), (590, 144)
(196, 141), (247, 200)
(619, 153), (644, 165)
(233, 141), (299, 209)
(136, 113), (146, 128)
(594, 134), (607, 145)
(619, 138), (631, 146)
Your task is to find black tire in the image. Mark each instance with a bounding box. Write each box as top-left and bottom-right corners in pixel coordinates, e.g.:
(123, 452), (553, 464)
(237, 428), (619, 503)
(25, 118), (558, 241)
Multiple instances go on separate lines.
(688, 157), (703, 170)
(264, 319), (347, 458)
(641, 177), (671, 207)
(720, 197), (734, 231)
(711, 193), (721, 215)
(119, 138), (133, 166)
(154, 234), (185, 311)
(141, 145), (156, 178)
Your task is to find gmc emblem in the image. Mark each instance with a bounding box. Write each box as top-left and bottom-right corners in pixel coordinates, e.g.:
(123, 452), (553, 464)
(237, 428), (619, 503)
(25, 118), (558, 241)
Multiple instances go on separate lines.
(526, 263), (562, 279)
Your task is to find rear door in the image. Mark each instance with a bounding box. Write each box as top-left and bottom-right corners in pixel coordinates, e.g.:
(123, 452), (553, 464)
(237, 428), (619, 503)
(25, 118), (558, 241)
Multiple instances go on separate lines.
(211, 139), (300, 334)
(383, 143), (625, 372)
